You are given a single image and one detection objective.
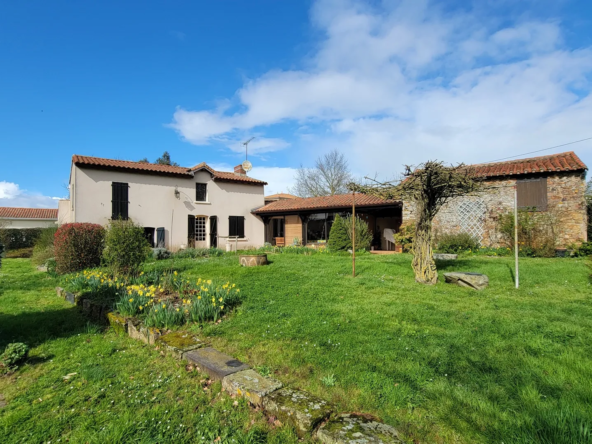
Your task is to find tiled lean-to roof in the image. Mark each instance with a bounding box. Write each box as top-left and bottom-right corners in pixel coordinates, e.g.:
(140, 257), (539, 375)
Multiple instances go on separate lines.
(472, 151), (586, 178)
(253, 194), (400, 214)
(0, 207), (58, 219)
(72, 155), (267, 184)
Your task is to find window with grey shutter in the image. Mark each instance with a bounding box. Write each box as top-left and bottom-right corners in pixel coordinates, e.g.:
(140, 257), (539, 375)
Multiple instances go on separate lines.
(111, 182), (129, 220)
(196, 183), (207, 202)
(517, 178), (547, 211)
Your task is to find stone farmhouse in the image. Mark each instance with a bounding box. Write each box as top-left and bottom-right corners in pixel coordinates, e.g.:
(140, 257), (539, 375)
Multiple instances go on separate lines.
(57, 151), (587, 251)
(58, 155), (267, 250)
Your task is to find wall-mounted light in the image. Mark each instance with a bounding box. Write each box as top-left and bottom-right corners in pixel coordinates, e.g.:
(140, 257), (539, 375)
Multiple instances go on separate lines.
(174, 187), (180, 199)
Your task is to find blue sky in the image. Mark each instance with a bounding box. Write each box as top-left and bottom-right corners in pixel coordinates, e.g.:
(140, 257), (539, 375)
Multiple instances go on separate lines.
(1, 0), (591, 207)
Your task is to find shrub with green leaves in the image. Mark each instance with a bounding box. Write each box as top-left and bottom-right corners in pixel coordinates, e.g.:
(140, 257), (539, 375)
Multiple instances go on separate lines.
(436, 232), (480, 253)
(0, 343), (29, 374)
(32, 227), (58, 266)
(152, 248), (171, 260)
(572, 241), (592, 258)
(54, 223), (105, 274)
(328, 214), (350, 251)
(497, 210), (557, 258)
(343, 215), (372, 251)
(103, 219), (151, 276)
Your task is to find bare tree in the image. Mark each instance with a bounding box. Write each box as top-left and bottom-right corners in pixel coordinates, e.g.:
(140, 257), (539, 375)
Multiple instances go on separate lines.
(354, 161), (482, 285)
(290, 150), (352, 197)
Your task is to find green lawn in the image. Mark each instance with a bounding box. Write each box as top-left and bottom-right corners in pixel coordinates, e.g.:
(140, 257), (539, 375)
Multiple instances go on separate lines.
(0, 259), (302, 444)
(147, 252), (591, 444)
(2, 255), (591, 444)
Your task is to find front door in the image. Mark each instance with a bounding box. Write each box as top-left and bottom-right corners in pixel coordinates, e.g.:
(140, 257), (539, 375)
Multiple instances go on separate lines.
(209, 216), (218, 248)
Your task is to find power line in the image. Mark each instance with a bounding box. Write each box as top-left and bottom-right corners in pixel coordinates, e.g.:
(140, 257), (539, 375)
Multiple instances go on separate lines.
(484, 136), (592, 164)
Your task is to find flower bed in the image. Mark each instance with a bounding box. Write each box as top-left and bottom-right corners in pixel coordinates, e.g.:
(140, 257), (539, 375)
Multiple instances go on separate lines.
(62, 269), (241, 329)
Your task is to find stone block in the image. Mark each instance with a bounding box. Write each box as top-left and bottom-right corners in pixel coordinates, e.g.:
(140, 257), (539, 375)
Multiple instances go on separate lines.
(56, 287), (65, 298)
(222, 369), (282, 406)
(64, 291), (79, 305)
(239, 254), (268, 267)
(316, 413), (402, 444)
(140, 326), (162, 345)
(444, 272), (489, 290)
(157, 331), (204, 359)
(127, 319), (146, 342)
(82, 299), (92, 315)
(90, 302), (103, 320)
(433, 253), (457, 260)
(107, 312), (128, 336)
(184, 347), (249, 381)
(262, 388), (332, 437)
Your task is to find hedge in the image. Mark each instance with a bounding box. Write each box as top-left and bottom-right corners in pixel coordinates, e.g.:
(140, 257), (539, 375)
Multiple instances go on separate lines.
(0, 228), (43, 251)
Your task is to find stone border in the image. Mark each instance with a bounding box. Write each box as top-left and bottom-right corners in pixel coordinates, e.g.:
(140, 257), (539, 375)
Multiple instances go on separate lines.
(57, 286), (402, 443)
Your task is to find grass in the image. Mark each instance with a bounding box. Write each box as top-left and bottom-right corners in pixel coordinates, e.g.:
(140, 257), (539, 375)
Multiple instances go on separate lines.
(0, 259), (303, 443)
(143, 252), (592, 444)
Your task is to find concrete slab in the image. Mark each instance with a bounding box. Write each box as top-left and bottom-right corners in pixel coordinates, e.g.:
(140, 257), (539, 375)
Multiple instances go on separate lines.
(222, 369), (282, 406)
(316, 413), (402, 443)
(184, 347), (249, 381)
(157, 331), (204, 359)
(262, 388), (333, 437)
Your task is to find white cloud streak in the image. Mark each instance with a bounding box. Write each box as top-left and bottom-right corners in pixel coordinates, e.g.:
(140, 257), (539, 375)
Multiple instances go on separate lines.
(169, 0), (592, 177)
(0, 181), (61, 208)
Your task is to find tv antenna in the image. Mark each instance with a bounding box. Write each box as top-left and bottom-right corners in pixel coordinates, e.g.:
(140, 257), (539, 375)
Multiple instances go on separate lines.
(242, 137), (255, 173)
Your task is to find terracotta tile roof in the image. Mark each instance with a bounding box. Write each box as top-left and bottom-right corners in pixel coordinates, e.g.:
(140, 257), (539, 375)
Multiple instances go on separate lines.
(254, 194), (399, 214)
(472, 151), (587, 178)
(265, 193), (297, 200)
(72, 155), (266, 184)
(0, 207), (58, 219)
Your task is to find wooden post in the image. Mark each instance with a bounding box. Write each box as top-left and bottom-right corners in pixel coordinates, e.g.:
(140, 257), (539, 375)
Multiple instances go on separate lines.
(352, 190), (356, 278)
(514, 185), (519, 289)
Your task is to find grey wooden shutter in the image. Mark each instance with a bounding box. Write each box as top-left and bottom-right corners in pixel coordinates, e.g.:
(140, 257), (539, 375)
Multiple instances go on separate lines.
(111, 182), (129, 219)
(517, 178), (547, 211)
(188, 215), (195, 247)
(120, 183), (129, 219)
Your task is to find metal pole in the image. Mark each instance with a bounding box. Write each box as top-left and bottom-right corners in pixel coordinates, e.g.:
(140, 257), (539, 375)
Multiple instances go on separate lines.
(352, 190), (356, 278)
(514, 185), (519, 289)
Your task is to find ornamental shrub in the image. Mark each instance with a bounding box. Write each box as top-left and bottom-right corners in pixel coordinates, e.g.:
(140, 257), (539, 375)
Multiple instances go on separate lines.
(0, 228), (43, 250)
(343, 215), (373, 251)
(0, 343), (29, 374)
(54, 223), (105, 274)
(436, 232), (480, 253)
(103, 219), (151, 276)
(497, 209), (557, 257)
(32, 227), (58, 266)
(328, 214), (350, 251)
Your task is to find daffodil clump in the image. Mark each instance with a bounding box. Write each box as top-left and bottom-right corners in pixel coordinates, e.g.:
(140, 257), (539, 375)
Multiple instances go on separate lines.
(116, 283), (159, 317)
(143, 301), (185, 329)
(63, 269), (125, 302)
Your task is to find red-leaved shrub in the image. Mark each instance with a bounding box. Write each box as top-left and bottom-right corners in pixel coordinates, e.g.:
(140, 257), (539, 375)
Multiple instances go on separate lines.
(54, 223), (105, 274)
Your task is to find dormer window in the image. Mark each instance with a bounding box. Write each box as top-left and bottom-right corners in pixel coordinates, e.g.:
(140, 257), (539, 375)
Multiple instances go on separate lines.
(196, 183), (207, 202)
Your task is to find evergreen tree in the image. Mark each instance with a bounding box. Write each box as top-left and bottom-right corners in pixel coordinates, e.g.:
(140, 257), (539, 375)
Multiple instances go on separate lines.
(328, 214), (350, 251)
(343, 215), (373, 251)
(155, 151), (179, 166)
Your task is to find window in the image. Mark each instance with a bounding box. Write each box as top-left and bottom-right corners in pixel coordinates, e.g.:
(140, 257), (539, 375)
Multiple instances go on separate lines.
(196, 183), (207, 202)
(111, 182), (129, 220)
(195, 216), (207, 241)
(517, 178), (547, 211)
(229, 216), (245, 238)
(272, 218), (284, 238)
(307, 212), (335, 242)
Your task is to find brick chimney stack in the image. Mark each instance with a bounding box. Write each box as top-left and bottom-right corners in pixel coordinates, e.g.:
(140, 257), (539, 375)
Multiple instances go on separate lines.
(234, 164), (246, 176)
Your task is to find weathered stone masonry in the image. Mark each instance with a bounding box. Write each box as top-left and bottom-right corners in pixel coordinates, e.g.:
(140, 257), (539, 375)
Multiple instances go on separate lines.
(403, 171), (588, 248)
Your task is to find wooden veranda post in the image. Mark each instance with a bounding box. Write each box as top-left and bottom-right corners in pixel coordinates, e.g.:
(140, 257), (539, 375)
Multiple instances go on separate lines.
(352, 189), (356, 277)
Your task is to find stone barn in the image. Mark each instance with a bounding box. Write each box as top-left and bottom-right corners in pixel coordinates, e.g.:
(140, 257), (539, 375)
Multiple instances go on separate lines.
(403, 151), (588, 248)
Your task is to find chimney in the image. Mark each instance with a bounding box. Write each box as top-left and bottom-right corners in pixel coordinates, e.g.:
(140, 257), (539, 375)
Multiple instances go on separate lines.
(234, 164), (246, 176)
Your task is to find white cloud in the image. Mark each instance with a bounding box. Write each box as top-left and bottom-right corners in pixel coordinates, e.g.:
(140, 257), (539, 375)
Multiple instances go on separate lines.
(169, 0), (592, 178)
(226, 137), (290, 155)
(0, 181), (61, 208)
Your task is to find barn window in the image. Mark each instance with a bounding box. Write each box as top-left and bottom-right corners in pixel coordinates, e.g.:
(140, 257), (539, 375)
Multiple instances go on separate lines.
(517, 178), (547, 211)
(195, 216), (207, 241)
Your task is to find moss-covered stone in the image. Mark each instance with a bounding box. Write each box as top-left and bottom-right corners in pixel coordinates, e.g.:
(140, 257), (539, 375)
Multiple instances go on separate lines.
(222, 369), (282, 406)
(157, 331), (204, 359)
(315, 413), (402, 444)
(127, 319), (146, 342)
(184, 347), (249, 381)
(140, 326), (162, 345)
(56, 287), (65, 298)
(262, 388), (333, 437)
(107, 312), (128, 336)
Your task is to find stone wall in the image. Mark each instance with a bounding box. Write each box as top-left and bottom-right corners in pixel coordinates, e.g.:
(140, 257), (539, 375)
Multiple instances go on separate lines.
(402, 171), (587, 248)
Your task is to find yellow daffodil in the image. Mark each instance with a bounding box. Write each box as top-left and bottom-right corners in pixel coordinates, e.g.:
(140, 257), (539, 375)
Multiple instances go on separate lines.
(129, 298), (134, 302)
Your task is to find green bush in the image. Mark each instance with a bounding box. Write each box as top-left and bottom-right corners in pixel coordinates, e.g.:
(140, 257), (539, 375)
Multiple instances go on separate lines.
(573, 242), (592, 257)
(328, 214), (350, 251)
(328, 215), (372, 251)
(436, 232), (480, 253)
(152, 248), (171, 260)
(0, 343), (29, 374)
(54, 223), (105, 274)
(0, 228), (43, 250)
(394, 224), (415, 252)
(32, 227), (58, 266)
(173, 248), (224, 259)
(103, 219), (151, 276)
(497, 210), (557, 258)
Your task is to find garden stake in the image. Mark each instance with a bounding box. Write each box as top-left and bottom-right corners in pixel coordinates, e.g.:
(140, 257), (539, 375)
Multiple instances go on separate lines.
(514, 185), (519, 289)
